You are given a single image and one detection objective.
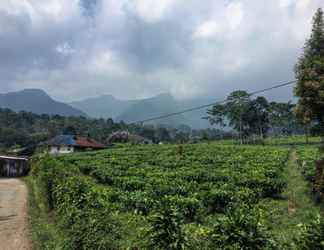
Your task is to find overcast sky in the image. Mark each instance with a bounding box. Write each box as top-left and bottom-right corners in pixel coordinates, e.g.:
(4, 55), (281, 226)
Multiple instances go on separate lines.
(0, 0), (323, 102)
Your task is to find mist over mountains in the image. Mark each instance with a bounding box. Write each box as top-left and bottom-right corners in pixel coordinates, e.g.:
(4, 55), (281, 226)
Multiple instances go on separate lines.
(0, 89), (213, 128)
(71, 93), (213, 128)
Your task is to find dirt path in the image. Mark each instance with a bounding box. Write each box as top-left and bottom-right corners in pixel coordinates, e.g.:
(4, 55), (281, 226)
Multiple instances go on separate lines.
(268, 148), (321, 244)
(285, 149), (317, 216)
(0, 178), (31, 250)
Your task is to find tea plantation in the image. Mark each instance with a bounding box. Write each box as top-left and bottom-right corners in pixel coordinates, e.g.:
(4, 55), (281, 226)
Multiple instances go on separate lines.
(29, 143), (324, 249)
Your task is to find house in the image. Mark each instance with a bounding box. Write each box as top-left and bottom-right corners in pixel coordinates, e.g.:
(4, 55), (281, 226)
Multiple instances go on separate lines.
(44, 135), (106, 155)
(0, 156), (29, 177)
(128, 134), (153, 144)
(108, 131), (152, 145)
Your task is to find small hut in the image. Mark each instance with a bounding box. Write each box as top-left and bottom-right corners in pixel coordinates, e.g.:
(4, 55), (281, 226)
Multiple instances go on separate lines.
(0, 156), (29, 177)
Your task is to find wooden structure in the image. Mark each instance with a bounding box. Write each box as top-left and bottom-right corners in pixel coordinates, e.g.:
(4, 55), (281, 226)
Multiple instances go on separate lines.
(0, 156), (29, 177)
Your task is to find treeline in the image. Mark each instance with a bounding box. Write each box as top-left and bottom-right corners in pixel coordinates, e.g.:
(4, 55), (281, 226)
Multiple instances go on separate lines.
(205, 90), (314, 143)
(0, 108), (226, 149)
(0, 94), (315, 149)
(0, 108), (126, 148)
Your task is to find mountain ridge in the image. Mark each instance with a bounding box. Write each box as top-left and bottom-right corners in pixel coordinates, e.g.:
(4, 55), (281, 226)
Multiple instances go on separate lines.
(0, 89), (86, 117)
(71, 92), (213, 128)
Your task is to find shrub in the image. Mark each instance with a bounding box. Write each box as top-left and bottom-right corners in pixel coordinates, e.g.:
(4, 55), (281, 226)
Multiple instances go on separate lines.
(209, 205), (278, 250)
(146, 201), (188, 250)
(295, 214), (324, 250)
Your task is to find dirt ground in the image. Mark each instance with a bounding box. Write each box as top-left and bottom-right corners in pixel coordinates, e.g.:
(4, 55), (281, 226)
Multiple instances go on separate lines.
(0, 178), (31, 250)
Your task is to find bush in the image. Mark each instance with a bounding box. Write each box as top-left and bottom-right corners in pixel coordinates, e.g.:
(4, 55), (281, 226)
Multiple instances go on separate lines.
(146, 201), (188, 250)
(295, 214), (324, 250)
(209, 205), (278, 250)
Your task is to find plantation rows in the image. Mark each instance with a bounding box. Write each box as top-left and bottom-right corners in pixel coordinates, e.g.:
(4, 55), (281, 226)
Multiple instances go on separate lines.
(60, 144), (289, 215)
(32, 144), (293, 249)
(296, 146), (324, 204)
(297, 147), (320, 183)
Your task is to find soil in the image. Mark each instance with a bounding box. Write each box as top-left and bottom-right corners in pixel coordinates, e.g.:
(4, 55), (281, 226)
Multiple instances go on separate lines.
(0, 178), (30, 250)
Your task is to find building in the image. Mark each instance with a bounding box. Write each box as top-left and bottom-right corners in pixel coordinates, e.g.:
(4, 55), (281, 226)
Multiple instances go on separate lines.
(44, 135), (106, 155)
(108, 131), (152, 144)
(0, 156), (29, 177)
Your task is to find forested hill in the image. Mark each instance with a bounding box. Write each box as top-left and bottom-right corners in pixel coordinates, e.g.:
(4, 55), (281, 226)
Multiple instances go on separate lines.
(0, 108), (126, 149)
(0, 89), (86, 117)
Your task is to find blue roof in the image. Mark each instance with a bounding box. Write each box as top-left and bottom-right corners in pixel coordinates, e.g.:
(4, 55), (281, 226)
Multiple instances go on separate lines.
(45, 135), (76, 146)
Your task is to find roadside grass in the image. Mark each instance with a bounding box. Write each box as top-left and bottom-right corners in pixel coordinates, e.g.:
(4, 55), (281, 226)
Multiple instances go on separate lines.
(260, 148), (320, 247)
(24, 176), (67, 250)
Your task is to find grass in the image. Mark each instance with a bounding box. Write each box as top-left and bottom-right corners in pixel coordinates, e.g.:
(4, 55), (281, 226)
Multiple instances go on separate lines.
(260, 148), (320, 247)
(24, 176), (67, 250)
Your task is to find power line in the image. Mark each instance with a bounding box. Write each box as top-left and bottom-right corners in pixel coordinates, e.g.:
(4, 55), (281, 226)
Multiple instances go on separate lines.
(129, 79), (297, 125)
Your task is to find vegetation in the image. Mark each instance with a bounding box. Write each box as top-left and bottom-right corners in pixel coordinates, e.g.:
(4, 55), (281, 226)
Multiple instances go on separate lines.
(7, 7), (324, 250)
(0, 108), (127, 149)
(29, 143), (293, 249)
(295, 8), (324, 140)
(206, 91), (303, 143)
(0, 108), (233, 150)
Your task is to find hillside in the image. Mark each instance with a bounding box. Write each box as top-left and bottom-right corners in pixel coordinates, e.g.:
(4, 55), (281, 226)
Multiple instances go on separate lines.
(116, 93), (187, 126)
(71, 93), (213, 128)
(70, 94), (137, 120)
(0, 89), (86, 117)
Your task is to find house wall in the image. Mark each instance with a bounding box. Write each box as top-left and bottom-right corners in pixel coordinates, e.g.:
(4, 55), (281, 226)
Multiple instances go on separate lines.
(49, 146), (74, 155)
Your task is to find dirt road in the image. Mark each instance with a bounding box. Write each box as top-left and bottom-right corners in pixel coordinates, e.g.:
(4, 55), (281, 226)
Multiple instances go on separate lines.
(0, 178), (30, 250)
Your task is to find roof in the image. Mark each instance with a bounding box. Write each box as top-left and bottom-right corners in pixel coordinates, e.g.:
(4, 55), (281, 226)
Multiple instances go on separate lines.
(0, 155), (28, 161)
(75, 137), (106, 148)
(45, 135), (105, 149)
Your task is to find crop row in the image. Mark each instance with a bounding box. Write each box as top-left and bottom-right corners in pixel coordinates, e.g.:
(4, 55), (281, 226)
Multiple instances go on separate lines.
(32, 144), (290, 249)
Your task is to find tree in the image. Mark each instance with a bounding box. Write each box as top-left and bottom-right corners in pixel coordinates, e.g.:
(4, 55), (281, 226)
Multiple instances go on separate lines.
(63, 126), (77, 135)
(206, 91), (271, 143)
(295, 8), (324, 143)
(248, 96), (269, 139)
(155, 127), (171, 142)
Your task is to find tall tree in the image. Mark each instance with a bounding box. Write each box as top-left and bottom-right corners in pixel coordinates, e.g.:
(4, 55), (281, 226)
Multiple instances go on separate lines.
(295, 8), (324, 142)
(249, 96), (269, 139)
(268, 102), (298, 135)
(206, 91), (270, 143)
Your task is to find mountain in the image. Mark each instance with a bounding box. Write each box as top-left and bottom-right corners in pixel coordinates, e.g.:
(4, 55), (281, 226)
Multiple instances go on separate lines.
(180, 97), (216, 129)
(0, 89), (86, 117)
(116, 93), (187, 126)
(70, 94), (137, 119)
(71, 92), (213, 128)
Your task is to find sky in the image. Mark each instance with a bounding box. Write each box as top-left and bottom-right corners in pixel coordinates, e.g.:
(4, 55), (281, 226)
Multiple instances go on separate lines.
(0, 0), (323, 102)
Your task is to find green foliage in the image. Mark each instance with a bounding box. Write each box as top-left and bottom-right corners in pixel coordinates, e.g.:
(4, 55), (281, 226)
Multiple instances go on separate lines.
(210, 205), (278, 250)
(0, 108), (125, 148)
(297, 146), (320, 183)
(32, 157), (123, 250)
(31, 143), (290, 249)
(206, 91), (302, 140)
(146, 201), (188, 250)
(295, 214), (324, 250)
(295, 8), (324, 129)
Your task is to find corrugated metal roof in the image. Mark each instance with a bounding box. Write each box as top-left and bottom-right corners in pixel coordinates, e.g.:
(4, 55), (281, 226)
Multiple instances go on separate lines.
(45, 135), (105, 149)
(45, 135), (76, 146)
(75, 137), (105, 148)
(0, 155), (28, 161)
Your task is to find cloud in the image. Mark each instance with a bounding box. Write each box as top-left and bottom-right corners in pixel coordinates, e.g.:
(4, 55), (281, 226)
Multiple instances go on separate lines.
(127, 0), (176, 23)
(0, 0), (323, 102)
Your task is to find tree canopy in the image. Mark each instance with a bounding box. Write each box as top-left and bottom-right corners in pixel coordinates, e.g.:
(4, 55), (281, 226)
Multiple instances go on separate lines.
(295, 8), (324, 134)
